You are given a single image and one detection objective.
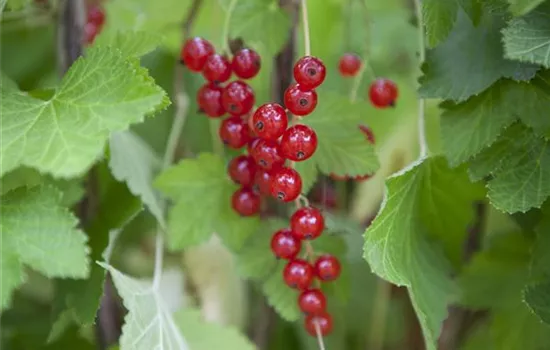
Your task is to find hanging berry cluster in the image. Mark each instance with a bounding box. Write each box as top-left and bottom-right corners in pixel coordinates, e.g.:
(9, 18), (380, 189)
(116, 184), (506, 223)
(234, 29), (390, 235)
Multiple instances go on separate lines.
(181, 37), (339, 337)
(84, 4), (106, 45)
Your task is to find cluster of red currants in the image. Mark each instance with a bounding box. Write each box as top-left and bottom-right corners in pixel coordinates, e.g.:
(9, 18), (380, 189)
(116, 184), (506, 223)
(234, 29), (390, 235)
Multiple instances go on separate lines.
(181, 37), (339, 337)
(84, 4), (105, 45)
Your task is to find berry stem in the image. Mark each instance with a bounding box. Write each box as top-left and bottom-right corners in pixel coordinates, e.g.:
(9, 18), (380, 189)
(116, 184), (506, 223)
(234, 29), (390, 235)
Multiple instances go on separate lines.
(300, 0), (311, 56)
(413, 0), (428, 158)
(221, 0), (239, 54)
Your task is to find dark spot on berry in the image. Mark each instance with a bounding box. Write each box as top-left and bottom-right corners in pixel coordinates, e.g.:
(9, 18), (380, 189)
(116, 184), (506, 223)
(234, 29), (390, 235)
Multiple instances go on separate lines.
(180, 59), (186, 65)
(230, 104), (237, 111)
(255, 121), (264, 130)
(389, 100), (396, 107)
(277, 191), (285, 200)
(299, 98), (308, 106)
(259, 159), (267, 167)
(197, 108), (205, 114)
(222, 139), (229, 145)
(296, 151), (305, 159)
(304, 233), (312, 239)
(254, 59), (260, 67)
(307, 68), (316, 76)
(290, 282), (297, 288)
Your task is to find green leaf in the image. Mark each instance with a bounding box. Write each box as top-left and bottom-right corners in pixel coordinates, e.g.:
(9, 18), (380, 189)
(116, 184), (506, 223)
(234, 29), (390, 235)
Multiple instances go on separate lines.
(0, 186), (90, 310)
(175, 309), (255, 350)
(99, 262), (189, 350)
(109, 131), (165, 228)
(363, 156), (483, 350)
(262, 262), (301, 321)
(294, 159), (318, 195)
(422, 0), (458, 48)
(155, 153), (260, 251)
(524, 281), (550, 324)
(302, 93), (379, 178)
(419, 9), (539, 102)
(503, 3), (550, 68)
(224, 0), (291, 57)
(0, 45), (167, 178)
(507, 0), (547, 16)
(96, 31), (163, 58)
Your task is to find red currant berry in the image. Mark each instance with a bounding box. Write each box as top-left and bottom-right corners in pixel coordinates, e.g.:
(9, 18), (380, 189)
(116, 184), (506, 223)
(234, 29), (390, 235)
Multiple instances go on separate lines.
(283, 259), (314, 290)
(338, 53), (362, 77)
(202, 54), (232, 83)
(298, 289), (327, 315)
(369, 78), (398, 108)
(84, 22), (99, 45)
(228, 155), (257, 186)
(87, 5), (105, 27)
(284, 84), (318, 116)
(358, 124), (375, 144)
(290, 207), (324, 240)
(250, 139), (284, 170)
(293, 56), (326, 90)
(197, 83), (225, 117)
(314, 255), (341, 281)
(252, 103), (288, 140)
(222, 81), (255, 116)
(304, 312), (333, 337)
(231, 187), (260, 216)
(271, 229), (302, 259)
(180, 37), (215, 72)
(232, 48), (261, 79)
(219, 116), (251, 149)
(271, 167), (302, 202)
(280, 125), (318, 161)
(247, 137), (260, 154)
(254, 168), (274, 196)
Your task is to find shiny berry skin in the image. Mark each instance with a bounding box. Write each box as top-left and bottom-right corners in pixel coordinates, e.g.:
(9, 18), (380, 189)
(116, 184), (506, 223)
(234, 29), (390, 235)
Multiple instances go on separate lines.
(87, 5), (105, 27)
(197, 83), (225, 117)
(252, 103), (288, 140)
(314, 255), (341, 281)
(304, 312), (333, 337)
(84, 22), (99, 44)
(219, 116), (251, 149)
(180, 37), (215, 72)
(228, 155), (257, 186)
(231, 187), (260, 216)
(271, 167), (302, 202)
(298, 289), (327, 315)
(290, 207), (324, 240)
(280, 125), (318, 161)
(222, 81), (255, 116)
(232, 48), (261, 79)
(369, 78), (398, 108)
(284, 84), (318, 116)
(338, 53), (362, 77)
(271, 229), (302, 259)
(254, 169), (273, 196)
(283, 259), (314, 290)
(358, 124), (375, 144)
(202, 54), (232, 83)
(250, 139), (284, 170)
(293, 56), (326, 90)
(247, 137), (260, 154)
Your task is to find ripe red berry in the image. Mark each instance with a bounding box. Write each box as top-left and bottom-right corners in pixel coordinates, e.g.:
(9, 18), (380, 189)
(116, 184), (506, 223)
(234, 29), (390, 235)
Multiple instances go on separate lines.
(271, 167), (302, 202)
(290, 207), (324, 240)
(84, 22), (99, 44)
(197, 83), (225, 117)
(298, 289), (327, 315)
(338, 53), (362, 77)
(247, 137), (260, 154)
(202, 54), (232, 83)
(228, 155), (257, 186)
(293, 56), (326, 90)
(250, 139), (284, 170)
(284, 84), (318, 116)
(369, 78), (398, 108)
(252, 103), (288, 140)
(314, 255), (341, 281)
(304, 312), (333, 337)
(232, 48), (261, 79)
(231, 187), (260, 216)
(271, 229), (302, 259)
(222, 81), (255, 116)
(280, 125), (318, 161)
(180, 37), (215, 72)
(254, 169), (273, 196)
(219, 116), (251, 149)
(87, 5), (105, 27)
(358, 124), (375, 144)
(283, 259), (314, 290)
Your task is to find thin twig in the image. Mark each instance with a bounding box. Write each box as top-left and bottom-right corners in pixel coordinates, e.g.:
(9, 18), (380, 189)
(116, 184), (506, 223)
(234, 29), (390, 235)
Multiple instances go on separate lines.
(413, 0), (427, 158)
(221, 0), (239, 54)
(300, 0), (311, 56)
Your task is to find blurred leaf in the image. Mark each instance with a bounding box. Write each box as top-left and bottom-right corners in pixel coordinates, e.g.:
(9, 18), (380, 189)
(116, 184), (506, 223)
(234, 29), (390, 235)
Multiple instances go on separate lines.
(262, 262), (301, 322)
(422, 0), (459, 48)
(507, 0), (547, 16)
(96, 31), (163, 57)
(294, 159), (318, 195)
